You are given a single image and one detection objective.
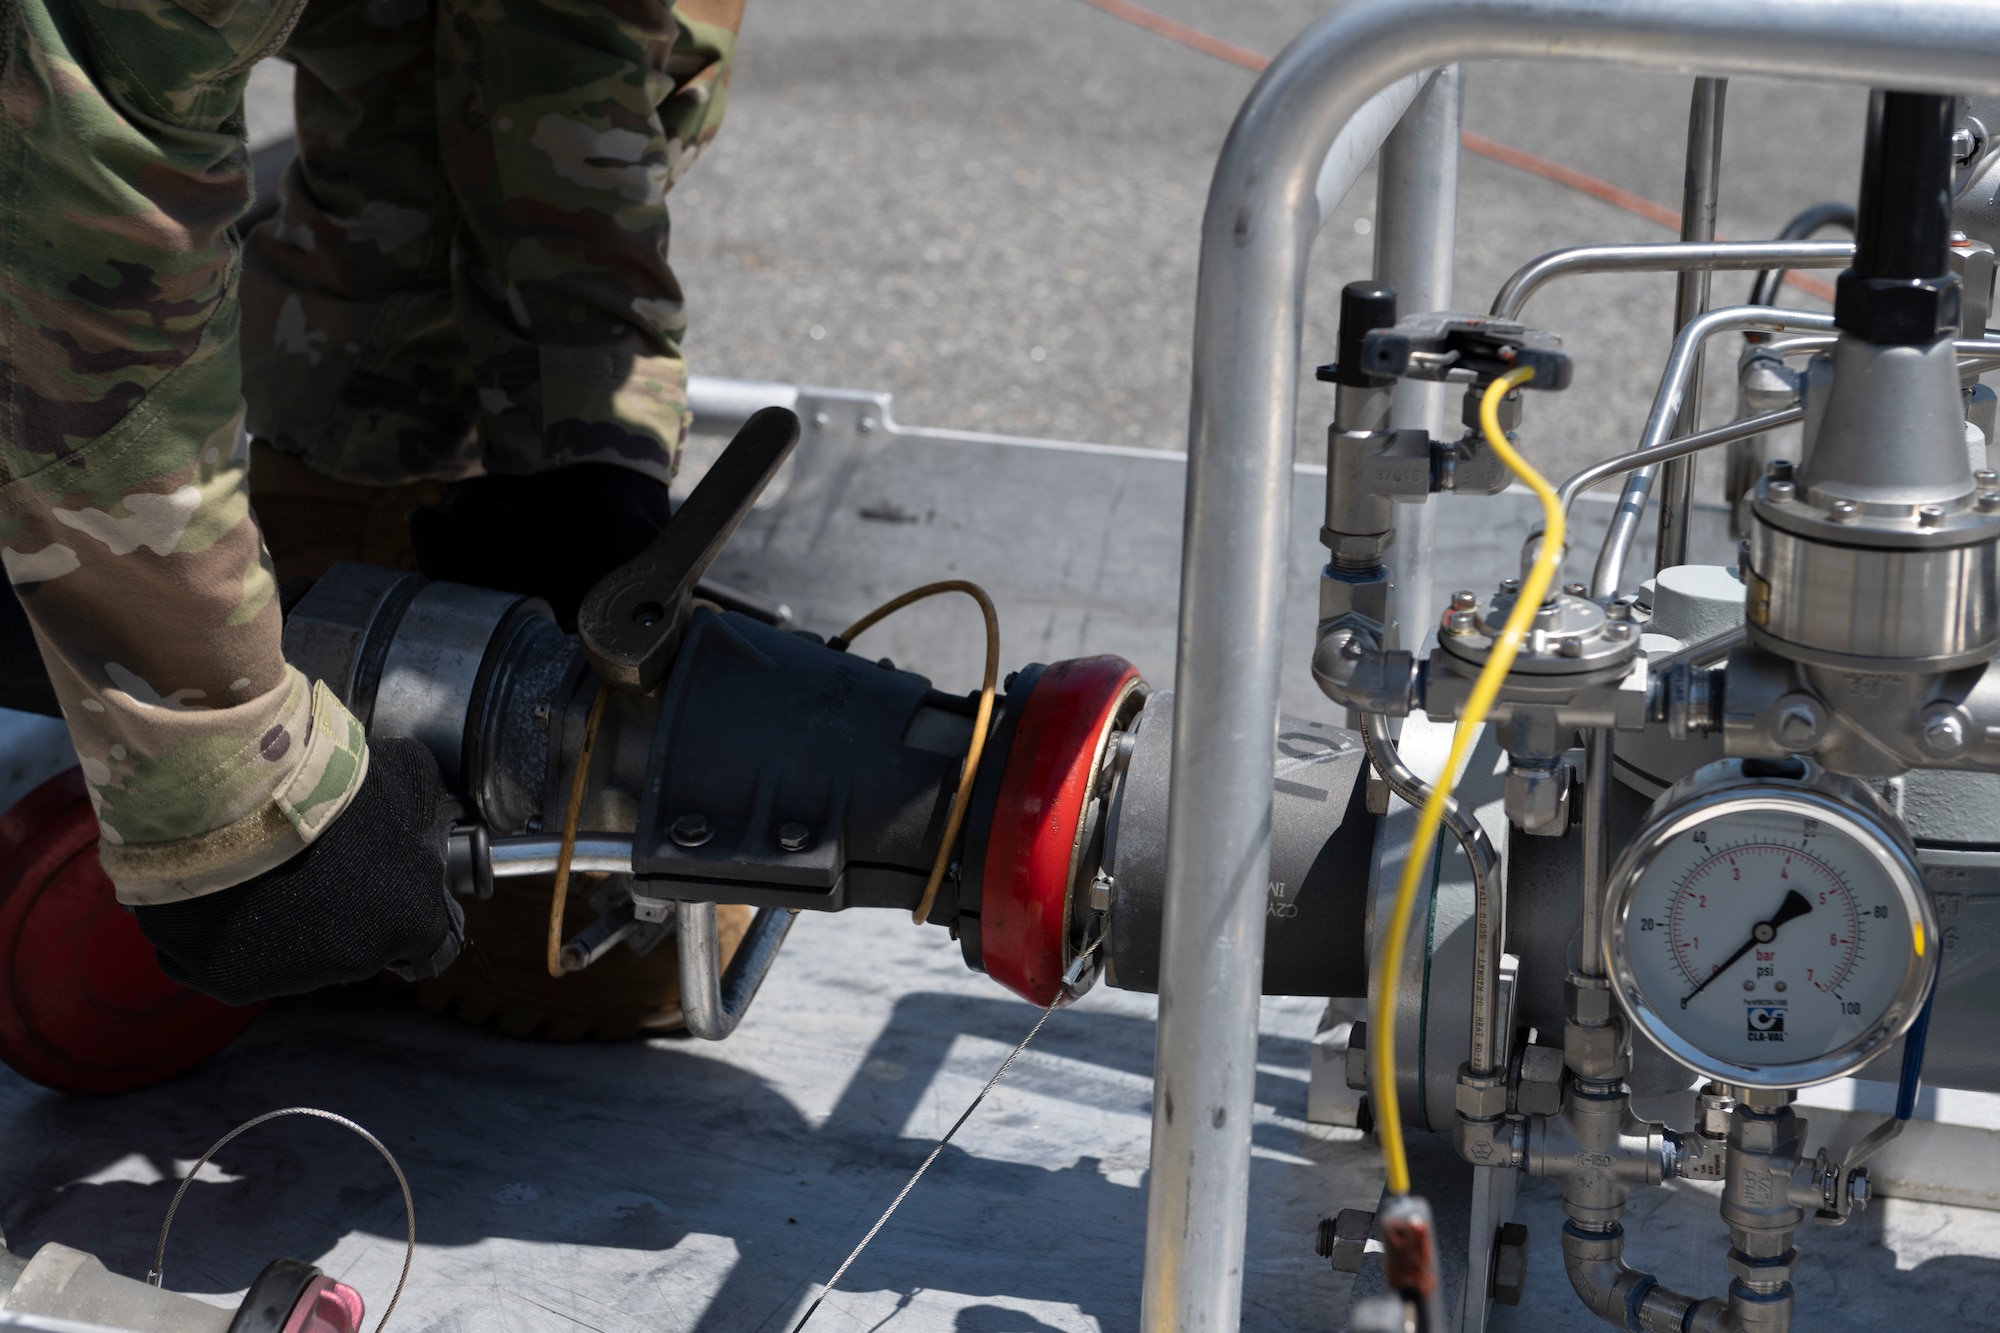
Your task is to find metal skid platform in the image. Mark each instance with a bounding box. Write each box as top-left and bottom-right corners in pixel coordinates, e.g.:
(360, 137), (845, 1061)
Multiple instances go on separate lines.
(4, 387), (2000, 1332)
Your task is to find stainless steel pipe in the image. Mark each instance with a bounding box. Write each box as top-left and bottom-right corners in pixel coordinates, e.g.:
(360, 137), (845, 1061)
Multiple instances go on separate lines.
(1156, 4), (2000, 1330)
(1656, 77), (1729, 573)
(1357, 715), (1504, 1075)
(1491, 241), (1855, 320)
(678, 901), (798, 1041)
(486, 833), (634, 877)
(1591, 305), (1836, 598)
(1375, 67), (1464, 638)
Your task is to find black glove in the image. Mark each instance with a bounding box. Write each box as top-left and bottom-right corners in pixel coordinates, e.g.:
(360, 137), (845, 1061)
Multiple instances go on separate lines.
(135, 738), (466, 1006)
(408, 463), (671, 630)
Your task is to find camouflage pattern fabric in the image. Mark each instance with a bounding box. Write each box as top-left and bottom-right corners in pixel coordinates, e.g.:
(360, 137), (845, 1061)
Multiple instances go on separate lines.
(0, 0), (737, 901)
(241, 0), (743, 487)
(0, 0), (370, 903)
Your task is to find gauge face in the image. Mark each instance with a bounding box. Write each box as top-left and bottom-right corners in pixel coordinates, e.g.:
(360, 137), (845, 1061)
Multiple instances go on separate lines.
(1606, 764), (1935, 1088)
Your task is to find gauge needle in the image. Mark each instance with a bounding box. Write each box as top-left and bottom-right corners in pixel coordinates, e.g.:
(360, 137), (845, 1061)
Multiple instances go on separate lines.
(1679, 888), (1813, 1009)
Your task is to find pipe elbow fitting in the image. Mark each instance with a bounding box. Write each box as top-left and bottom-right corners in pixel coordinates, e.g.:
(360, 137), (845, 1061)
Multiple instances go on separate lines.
(1311, 624), (1415, 715)
(1562, 1223), (1735, 1333)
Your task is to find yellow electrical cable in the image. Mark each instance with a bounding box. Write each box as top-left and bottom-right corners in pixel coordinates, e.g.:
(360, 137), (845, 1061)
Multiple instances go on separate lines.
(1370, 365), (1557, 1196)
(837, 580), (1001, 926)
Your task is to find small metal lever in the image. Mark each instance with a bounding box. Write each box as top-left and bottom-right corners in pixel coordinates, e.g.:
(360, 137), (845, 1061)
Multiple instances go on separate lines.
(577, 406), (801, 691)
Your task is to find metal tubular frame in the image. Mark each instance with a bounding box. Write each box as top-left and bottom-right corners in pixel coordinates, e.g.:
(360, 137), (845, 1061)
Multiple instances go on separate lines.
(1375, 67), (1464, 638)
(1655, 78), (1729, 572)
(1151, 3), (2000, 1329)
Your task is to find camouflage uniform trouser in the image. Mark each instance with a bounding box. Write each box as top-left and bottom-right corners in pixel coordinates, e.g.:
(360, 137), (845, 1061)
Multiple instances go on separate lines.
(0, 0), (736, 904)
(243, 0), (738, 486)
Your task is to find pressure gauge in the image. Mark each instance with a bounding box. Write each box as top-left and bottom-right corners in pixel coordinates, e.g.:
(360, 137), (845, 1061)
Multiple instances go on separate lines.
(1604, 759), (1936, 1089)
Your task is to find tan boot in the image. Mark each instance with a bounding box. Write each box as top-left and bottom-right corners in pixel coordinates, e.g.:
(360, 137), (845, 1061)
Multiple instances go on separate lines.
(250, 443), (740, 1037)
(249, 440), (444, 585)
(409, 881), (752, 1040)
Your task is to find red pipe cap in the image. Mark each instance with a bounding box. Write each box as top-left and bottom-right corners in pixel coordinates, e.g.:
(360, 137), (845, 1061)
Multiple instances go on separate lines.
(284, 1277), (366, 1333)
(980, 656), (1142, 1007)
(0, 769), (261, 1094)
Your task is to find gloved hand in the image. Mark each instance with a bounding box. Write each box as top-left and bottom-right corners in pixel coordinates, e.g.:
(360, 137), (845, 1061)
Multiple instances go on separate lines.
(134, 738), (467, 1006)
(408, 463), (671, 630)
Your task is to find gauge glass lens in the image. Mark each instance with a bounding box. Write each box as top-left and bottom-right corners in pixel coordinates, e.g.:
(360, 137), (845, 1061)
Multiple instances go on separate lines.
(1623, 804), (1908, 1074)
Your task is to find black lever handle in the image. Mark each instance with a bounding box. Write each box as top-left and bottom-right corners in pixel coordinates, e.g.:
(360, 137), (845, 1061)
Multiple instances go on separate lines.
(577, 406), (800, 690)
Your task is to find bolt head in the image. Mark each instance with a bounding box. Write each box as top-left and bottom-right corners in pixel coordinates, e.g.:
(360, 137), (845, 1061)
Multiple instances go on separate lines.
(1563, 581), (1587, 597)
(1444, 609), (1478, 636)
(1767, 479), (1796, 503)
(1849, 1170), (1872, 1210)
(1558, 635), (1584, 657)
(1499, 577), (1522, 595)
(1450, 589), (1478, 611)
(777, 821), (812, 852)
(1829, 499), (1858, 521)
(1773, 698), (1823, 748)
(1980, 491), (2000, 513)
(1977, 469), (1998, 488)
(671, 812), (715, 847)
(1922, 709), (1969, 756)
(1606, 621), (1633, 642)
(1919, 504), (1947, 529)
(1766, 458), (1796, 481)
(1954, 125), (1983, 163)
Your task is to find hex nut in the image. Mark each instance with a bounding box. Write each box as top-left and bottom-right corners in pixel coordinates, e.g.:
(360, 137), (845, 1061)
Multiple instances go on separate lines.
(1698, 1084), (1735, 1137)
(778, 821), (812, 852)
(1328, 1208), (1375, 1273)
(1848, 1170), (1872, 1212)
(1921, 707), (1970, 757)
(1322, 531), (1395, 563)
(1319, 572), (1393, 626)
(1465, 386), (1522, 433)
(1455, 1067), (1509, 1120)
(671, 812), (714, 848)
(1506, 761), (1571, 837)
(1516, 1045), (1566, 1117)
(1490, 1223), (1529, 1306)
(1727, 1230), (1796, 1271)
(1565, 977), (1615, 1025)
(1770, 694), (1824, 750)
(1345, 1020), (1371, 1092)
(1564, 1020), (1628, 1080)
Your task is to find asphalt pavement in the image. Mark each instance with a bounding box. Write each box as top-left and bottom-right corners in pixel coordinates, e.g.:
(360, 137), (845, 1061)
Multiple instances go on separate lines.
(662, 0), (1866, 486)
(245, 0), (1868, 487)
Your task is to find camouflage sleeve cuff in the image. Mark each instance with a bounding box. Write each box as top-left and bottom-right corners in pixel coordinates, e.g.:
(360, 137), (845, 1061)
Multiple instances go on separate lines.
(100, 676), (371, 906)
